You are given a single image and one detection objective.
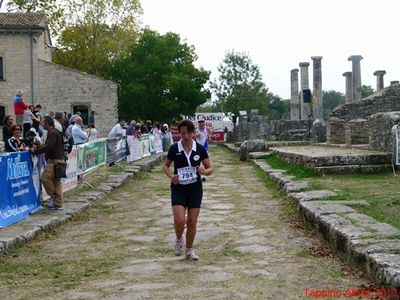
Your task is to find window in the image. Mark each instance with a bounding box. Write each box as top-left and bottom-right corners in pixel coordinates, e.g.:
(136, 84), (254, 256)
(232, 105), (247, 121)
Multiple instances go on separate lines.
(0, 57), (3, 80)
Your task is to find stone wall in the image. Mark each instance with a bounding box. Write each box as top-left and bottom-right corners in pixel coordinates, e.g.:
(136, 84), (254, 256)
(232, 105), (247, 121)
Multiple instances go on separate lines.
(0, 33), (33, 116)
(270, 120), (310, 141)
(0, 29), (53, 115)
(327, 118), (345, 144)
(37, 60), (118, 137)
(345, 118), (369, 146)
(369, 112), (400, 152)
(328, 84), (400, 122)
(327, 84), (400, 146)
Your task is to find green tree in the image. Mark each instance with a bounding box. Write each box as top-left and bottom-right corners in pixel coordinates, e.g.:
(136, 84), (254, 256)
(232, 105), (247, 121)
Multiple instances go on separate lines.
(323, 90), (344, 117)
(112, 28), (211, 122)
(53, 0), (142, 78)
(8, 0), (142, 78)
(267, 96), (290, 120)
(6, 0), (63, 35)
(361, 85), (375, 98)
(211, 50), (273, 116)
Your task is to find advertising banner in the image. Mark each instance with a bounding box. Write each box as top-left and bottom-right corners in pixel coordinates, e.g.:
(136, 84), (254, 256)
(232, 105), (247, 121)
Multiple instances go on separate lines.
(126, 136), (142, 162)
(43, 146), (78, 200)
(106, 137), (127, 165)
(77, 138), (107, 176)
(141, 134), (151, 157)
(149, 134), (156, 155)
(0, 151), (42, 228)
(184, 113), (225, 142)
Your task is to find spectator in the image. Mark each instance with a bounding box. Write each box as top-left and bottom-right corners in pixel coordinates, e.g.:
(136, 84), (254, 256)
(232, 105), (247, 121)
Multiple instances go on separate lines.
(2, 115), (13, 143)
(5, 124), (27, 152)
(71, 117), (88, 145)
(89, 111), (95, 126)
(152, 122), (162, 135)
(86, 124), (98, 141)
(108, 120), (126, 139)
(30, 116), (65, 210)
(146, 120), (153, 133)
(65, 122), (74, 138)
(133, 123), (142, 139)
(25, 128), (41, 148)
(22, 105), (39, 137)
(54, 112), (65, 133)
(32, 104), (43, 132)
(13, 89), (28, 125)
(126, 120), (136, 136)
(69, 111), (81, 124)
(64, 113), (71, 128)
(47, 111), (55, 119)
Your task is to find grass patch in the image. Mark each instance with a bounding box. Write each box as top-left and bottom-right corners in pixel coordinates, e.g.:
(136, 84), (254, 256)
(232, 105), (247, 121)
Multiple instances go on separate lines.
(295, 249), (312, 258)
(310, 173), (400, 229)
(265, 155), (319, 180)
(326, 267), (345, 279)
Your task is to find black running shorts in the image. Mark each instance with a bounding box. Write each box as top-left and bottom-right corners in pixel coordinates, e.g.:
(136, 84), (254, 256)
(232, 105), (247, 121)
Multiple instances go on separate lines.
(171, 181), (203, 209)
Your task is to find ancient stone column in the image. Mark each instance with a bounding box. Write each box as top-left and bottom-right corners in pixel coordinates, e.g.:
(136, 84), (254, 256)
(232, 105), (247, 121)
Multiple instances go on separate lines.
(373, 70), (386, 92)
(290, 69), (300, 120)
(299, 62), (311, 120)
(311, 56), (323, 120)
(348, 55), (363, 102)
(342, 72), (352, 104)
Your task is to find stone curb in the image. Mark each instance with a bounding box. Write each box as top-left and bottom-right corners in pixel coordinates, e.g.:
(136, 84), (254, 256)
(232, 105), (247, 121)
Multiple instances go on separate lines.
(0, 152), (167, 257)
(221, 143), (400, 290)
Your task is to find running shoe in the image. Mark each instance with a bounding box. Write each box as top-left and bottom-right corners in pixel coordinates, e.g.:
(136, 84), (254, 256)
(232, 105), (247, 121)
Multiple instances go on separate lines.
(48, 205), (64, 211)
(174, 237), (184, 256)
(185, 248), (199, 261)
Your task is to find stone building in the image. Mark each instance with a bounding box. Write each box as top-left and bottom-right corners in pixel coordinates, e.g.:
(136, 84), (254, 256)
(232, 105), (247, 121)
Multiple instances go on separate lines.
(0, 12), (118, 137)
(327, 83), (400, 151)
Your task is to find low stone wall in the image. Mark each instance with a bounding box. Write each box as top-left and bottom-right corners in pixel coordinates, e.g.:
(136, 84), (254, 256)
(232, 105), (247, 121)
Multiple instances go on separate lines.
(327, 118), (346, 144)
(270, 120), (310, 141)
(345, 118), (369, 146)
(369, 111), (400, 152)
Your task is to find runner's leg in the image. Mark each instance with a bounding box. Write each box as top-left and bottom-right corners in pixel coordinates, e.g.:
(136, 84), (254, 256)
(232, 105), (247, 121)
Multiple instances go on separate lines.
(172, 205), (186, 239)
(186, 208), (200, 248)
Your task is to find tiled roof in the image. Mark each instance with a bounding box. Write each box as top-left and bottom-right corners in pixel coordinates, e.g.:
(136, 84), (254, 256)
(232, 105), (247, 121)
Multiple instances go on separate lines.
(0, 12), (46, 28)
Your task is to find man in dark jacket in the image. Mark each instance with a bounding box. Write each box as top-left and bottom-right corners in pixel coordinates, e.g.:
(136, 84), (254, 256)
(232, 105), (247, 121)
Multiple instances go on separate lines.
(30, 116), (65, 210)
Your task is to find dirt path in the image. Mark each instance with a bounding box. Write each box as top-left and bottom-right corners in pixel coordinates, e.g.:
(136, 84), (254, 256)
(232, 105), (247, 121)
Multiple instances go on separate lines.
(0, 146), (370, 299)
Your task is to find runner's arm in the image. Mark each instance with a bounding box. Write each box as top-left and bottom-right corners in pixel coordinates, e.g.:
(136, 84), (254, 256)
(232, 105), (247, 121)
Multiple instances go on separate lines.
(163, 159), (179, 184)
(197, 158), (212, 176)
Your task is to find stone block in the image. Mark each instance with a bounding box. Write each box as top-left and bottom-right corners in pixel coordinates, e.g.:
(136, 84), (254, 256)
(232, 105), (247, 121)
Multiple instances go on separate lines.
(239, 140), (267, 161)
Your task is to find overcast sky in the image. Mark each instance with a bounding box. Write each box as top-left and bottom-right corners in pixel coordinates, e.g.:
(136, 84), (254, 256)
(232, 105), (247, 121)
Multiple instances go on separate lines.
(2, 0), (399, 99)
(141, 0), (400, 99)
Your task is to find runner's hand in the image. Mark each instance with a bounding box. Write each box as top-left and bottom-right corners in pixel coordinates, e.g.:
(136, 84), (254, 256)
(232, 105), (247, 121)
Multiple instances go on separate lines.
(197, 166), (206, 175)
(171, 175), (179, 185)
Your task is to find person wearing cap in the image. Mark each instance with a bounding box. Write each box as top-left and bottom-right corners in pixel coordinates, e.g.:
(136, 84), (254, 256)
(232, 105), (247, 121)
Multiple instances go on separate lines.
(195, 117), (211, 151)
(13, 89), (28, 126)
(163, 119), (212, 261)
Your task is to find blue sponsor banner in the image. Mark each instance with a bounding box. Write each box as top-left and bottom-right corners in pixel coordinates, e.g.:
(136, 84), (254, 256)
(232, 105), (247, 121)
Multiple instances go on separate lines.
(0, 151), (42, 228)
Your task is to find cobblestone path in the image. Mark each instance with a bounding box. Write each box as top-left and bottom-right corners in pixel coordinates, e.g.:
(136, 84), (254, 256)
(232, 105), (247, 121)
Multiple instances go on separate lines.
(0, 146), (369, 299)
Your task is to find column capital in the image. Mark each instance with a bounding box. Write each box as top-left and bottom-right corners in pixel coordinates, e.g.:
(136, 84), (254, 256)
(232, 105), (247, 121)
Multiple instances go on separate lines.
(373, 70), (386, 76)
(291, 68), (299, 73)
(299, 62), (310, 67)
(348, 55), (363, 62)
(311, 56), (323, 60)
(343, 72), (352, 77)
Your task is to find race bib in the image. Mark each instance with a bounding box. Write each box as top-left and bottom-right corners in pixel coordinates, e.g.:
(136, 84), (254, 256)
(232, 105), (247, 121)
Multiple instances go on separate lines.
(177, 166), (197, 185)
